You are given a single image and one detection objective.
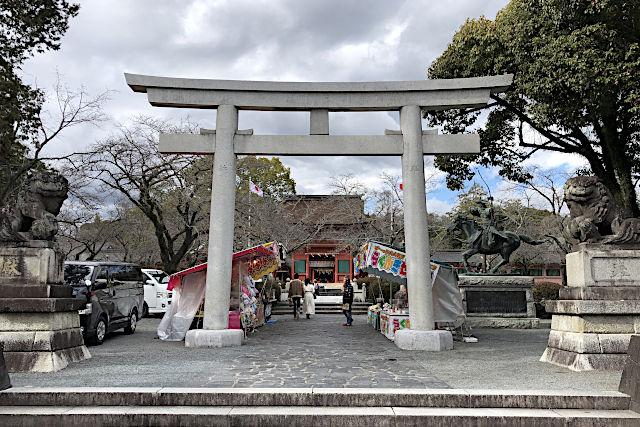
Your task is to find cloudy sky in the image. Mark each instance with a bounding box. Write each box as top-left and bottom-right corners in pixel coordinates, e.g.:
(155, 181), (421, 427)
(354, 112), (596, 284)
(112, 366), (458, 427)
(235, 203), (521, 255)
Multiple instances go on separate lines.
(21, 0), (584, 214)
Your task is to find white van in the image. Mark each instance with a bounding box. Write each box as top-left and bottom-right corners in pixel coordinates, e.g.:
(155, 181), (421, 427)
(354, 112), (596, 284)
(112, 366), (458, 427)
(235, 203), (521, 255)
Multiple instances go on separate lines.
(141, 269), (172, 317)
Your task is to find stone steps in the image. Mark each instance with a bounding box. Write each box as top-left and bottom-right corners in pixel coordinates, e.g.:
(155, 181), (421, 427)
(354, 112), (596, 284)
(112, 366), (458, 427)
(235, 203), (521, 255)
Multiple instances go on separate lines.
(0, 388), (637, 426)
(271, 302), (370, 315)
(1, 406), (638, 426)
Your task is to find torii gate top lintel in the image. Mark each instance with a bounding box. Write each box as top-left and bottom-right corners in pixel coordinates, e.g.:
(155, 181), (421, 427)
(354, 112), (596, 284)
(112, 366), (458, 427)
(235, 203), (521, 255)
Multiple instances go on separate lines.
(124, 73), (513, 112)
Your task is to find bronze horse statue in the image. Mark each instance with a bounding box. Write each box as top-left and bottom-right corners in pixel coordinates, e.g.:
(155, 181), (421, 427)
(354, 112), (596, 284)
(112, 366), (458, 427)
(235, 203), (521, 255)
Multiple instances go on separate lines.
(445, 214), (548, 273)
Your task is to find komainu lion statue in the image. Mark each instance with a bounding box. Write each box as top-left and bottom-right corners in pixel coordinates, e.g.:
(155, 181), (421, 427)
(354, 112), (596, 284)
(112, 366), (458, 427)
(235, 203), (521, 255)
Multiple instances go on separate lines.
(0, 170), (69, 242)
(564, 176), (640, 245)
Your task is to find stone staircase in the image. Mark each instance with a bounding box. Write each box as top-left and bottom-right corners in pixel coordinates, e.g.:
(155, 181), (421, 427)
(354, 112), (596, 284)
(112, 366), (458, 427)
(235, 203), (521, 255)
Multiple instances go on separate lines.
(0, 387), (637, 426)
(271, 301), (370, 315)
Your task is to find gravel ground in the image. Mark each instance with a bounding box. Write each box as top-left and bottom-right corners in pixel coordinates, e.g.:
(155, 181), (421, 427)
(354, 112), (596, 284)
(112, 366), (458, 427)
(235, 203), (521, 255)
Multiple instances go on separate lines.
(9, 315), (621, 390)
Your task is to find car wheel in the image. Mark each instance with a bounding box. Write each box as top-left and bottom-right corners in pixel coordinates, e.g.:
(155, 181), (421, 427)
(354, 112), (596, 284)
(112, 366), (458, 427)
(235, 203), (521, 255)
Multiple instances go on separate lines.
(124, 309), (137, 334)
(90, 316), (107, 345)
(142, 302), (149, 318)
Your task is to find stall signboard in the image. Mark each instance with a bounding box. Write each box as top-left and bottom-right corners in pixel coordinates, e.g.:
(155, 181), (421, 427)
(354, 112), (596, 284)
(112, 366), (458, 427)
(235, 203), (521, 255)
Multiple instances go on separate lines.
(354, 241), (440, 284)
(380, 311), (410, 341)
(247, 242), (281, 279)
(367, 309), (381, 331)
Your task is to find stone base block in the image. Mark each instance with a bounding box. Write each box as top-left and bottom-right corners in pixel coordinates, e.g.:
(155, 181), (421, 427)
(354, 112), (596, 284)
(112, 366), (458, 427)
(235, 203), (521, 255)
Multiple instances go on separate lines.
(546, 299), (640, 315)
(560, 286), (640, 301)
(0, 310), (90, 372)
(619, 335), (640, 413)
(548, 330), (631, 354)
(4, 345), (91, 372)
(0, 297), (84, 313)
(0, 328), (85, 352)
(0, 311), (81, 331)
(394, 329), (453, 351)
(184, 329), (244, 348)
(551, 314), (640, 334)
(540, 347), (628, 371)
(465, 316), (540, 329)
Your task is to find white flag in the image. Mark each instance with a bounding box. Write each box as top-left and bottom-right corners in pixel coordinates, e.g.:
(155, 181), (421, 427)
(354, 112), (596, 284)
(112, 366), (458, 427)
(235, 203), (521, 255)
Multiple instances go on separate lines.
(249, 179), (263, 197)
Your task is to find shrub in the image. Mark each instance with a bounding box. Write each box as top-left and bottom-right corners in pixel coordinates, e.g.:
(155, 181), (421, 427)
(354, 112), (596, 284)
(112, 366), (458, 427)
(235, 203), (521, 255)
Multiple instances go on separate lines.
(533, 281), (563, 303)
(532, 281), (563, 319)
(357, 277), (402, 304)
(255, 279), (282, 301)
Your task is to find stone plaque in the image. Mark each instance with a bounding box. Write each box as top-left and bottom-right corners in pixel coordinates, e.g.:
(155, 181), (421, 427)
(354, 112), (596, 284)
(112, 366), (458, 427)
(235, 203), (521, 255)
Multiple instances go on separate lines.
(0, 247), (62, 285)
(466, 290), (527, 314)
(0, 255), (23, 279)
(591, 257), (640, 282)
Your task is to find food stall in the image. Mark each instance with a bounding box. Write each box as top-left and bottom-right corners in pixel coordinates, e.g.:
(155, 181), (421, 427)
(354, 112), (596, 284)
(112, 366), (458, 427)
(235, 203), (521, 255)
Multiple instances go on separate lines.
(157, 242), (281, 341)
(355, 241), (465, 340)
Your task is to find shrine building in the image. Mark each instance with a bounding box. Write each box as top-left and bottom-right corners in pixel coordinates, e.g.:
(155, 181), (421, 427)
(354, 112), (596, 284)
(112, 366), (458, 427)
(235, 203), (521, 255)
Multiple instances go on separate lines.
(283, 194), (364, 283)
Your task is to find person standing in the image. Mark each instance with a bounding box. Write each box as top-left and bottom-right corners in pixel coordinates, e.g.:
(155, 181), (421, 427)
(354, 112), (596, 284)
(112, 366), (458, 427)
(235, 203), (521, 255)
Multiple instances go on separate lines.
(288, 274), (304, 320)
(342, 276), (354, 326)
(313, 279), (320, 297)
(303, 278), (316, 319)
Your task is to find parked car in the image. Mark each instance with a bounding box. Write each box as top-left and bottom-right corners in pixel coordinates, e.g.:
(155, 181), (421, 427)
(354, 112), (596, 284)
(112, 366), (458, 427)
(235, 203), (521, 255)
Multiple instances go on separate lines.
(63, 261), (144, 345)
(141, 268), (172, 317)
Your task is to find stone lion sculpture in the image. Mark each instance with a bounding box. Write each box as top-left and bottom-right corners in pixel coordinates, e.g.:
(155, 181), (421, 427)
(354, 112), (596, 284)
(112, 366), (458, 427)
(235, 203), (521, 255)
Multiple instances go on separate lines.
(564, 176), (640, 245)
(0, 170), (69, 242)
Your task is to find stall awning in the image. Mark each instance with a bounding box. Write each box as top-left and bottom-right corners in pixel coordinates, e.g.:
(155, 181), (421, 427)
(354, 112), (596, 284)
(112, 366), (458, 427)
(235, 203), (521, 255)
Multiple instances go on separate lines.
(354, 240), (465, 326)
(167, 243), (280, 290)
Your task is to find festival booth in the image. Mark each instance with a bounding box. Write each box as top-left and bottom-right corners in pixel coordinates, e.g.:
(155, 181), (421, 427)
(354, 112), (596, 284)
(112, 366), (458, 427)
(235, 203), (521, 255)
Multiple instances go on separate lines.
(157, 242), (281, 341)
(355, 241), (465, 341)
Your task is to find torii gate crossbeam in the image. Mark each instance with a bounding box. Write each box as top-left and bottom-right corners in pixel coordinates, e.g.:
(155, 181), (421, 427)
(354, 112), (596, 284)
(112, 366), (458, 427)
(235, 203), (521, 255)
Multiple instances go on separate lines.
(125, 73), (513, 351)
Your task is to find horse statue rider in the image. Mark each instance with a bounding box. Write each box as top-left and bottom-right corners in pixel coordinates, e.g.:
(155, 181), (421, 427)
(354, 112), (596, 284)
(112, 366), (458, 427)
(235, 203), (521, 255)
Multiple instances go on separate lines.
(467, 197), (508, 248)
(446, 198), (548, 273)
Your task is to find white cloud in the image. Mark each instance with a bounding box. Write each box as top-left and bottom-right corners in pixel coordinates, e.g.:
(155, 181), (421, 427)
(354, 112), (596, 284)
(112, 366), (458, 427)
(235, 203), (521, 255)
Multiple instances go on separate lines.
(427, 197), (452, 215)
(20, 0), (511, 196)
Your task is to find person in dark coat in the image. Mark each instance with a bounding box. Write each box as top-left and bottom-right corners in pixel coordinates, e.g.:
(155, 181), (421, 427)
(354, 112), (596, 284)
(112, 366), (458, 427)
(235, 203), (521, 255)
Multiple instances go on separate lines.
(342, 276), (354, 326)
(288, 274), (304, 320)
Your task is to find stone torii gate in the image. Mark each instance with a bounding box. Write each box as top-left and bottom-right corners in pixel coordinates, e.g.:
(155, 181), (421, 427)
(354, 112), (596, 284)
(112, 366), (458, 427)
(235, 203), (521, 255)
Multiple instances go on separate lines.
(125, 73), (512, 350)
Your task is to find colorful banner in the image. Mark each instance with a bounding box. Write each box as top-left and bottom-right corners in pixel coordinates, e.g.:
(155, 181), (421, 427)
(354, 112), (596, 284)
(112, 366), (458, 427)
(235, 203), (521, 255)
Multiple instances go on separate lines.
(355, 241), (440, 284)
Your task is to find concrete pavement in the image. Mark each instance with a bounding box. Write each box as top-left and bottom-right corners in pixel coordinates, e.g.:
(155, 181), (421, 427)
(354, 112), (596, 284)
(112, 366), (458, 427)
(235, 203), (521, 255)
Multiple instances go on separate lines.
(9, 314), (621, 390)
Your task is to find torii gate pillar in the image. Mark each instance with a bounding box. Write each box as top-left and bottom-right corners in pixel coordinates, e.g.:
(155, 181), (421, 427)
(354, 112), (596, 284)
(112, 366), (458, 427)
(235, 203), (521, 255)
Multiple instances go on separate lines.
(125, 72), (513, 350)
(395, 105), (452, 350)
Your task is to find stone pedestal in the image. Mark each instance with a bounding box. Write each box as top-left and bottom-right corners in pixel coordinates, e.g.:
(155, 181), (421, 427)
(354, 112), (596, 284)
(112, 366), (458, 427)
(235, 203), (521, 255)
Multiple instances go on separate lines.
(540, 244), (640, 371)
(184, 329), (244, 348)
(0, 244), (90, 372)
(458, 275), (539, 329)
(394, 329), (453, 351)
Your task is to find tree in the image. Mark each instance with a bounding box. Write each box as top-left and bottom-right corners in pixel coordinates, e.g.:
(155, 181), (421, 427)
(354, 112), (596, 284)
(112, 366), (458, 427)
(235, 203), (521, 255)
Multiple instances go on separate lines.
(69, 117), (211, 273)
(0, 1), (81, 206)
(427, 0), (640, 217)
(236, 156), (295, 199)
(233, 156), (296, 249)
(500, 167), (575, 255)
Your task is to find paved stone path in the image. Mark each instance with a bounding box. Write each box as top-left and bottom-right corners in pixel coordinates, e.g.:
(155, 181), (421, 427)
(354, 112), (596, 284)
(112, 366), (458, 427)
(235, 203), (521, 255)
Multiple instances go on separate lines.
(10, 314), (621, 390)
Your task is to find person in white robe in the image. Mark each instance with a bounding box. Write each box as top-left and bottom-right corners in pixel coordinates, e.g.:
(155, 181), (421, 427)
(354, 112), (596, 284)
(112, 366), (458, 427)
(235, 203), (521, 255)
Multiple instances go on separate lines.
(302, 278), (315, 319)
